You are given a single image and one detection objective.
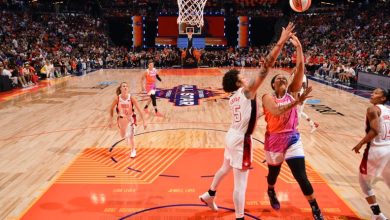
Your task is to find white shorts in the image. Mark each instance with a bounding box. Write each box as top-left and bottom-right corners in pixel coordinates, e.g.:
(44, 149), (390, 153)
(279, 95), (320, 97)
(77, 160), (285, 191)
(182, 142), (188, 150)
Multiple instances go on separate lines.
(360, 144), (390, 177)
(146, 83), (156, 95)
(265, 138), (305, 165)
(224, 129), (252, 170)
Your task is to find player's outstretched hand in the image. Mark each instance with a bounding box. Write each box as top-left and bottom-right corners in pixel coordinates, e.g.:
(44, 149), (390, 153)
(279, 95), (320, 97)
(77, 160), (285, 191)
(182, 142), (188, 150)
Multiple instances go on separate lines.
(352, 143), (363, 154)
(279, 22), (295, 44)
(297, 86), (313, 104)
(290, 34), (302, 49)
(108, 118), (114, 129)
(143, 121), (147, 129)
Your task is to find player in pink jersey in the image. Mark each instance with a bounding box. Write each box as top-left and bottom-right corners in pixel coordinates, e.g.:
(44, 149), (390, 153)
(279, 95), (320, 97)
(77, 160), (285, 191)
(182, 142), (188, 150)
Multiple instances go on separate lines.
(262, 35), (324, 220)
(109, 82), (147, 158)
(353, 88), (390, 220)
(199, 23), (295, 220)
(141, 60), (163, 117)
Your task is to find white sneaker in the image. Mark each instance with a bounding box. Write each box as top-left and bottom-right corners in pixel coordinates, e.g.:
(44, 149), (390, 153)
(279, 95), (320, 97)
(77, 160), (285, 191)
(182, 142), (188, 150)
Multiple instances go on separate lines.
(371, 213), (388, 220)
(130, 149), (136, 158)
(199, 192), (218, 211)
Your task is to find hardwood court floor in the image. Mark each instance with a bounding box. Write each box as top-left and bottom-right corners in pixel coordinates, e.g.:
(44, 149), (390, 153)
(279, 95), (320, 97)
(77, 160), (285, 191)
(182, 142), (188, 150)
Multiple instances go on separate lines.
(0, 68), (388, 219)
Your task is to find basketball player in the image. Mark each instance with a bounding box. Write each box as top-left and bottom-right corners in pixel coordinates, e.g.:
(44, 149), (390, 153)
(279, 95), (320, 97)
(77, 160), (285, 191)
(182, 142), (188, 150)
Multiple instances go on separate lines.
(352, 88), (390, 220)
(186, 31), (194, 58)
(109, 82), (147, 158)
(262, 35), (324, 220)
(290, 69), (319, 133)
(141, 60), (163, 117)
(199, 22), (295, 220)
(183, 31), (197, 67)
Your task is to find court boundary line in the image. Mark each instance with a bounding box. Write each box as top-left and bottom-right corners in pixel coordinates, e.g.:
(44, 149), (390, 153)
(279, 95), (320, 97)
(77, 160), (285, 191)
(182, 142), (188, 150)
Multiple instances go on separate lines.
(118, 203), (261, 220)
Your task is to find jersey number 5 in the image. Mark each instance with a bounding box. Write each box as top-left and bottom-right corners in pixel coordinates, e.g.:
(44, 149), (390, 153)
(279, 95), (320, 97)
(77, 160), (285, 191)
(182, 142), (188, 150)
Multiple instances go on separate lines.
(233, 105), (241, 122)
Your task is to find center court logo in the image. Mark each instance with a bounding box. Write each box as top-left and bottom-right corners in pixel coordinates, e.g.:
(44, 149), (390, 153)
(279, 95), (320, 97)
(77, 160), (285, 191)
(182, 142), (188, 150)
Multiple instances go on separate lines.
(156, 85), (225, 106)
(92, 81), (117, 89)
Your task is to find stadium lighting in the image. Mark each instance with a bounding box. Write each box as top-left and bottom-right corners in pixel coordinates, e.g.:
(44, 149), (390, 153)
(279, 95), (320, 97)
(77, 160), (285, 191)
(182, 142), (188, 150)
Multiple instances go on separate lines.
(321, 1), (334, 5)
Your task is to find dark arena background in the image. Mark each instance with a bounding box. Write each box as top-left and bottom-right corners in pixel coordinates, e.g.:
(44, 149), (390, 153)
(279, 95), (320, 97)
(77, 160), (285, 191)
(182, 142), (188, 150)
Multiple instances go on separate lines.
(0, 0), (389, 220)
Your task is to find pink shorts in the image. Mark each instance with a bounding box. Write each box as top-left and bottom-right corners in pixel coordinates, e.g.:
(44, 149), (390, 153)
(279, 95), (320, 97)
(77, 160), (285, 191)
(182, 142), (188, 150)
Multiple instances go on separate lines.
(146, 84), (156, 95)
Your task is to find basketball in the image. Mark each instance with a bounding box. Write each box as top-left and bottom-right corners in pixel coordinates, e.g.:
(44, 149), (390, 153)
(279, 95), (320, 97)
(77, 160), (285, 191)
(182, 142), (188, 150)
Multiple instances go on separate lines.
(289, 0), (311, 12)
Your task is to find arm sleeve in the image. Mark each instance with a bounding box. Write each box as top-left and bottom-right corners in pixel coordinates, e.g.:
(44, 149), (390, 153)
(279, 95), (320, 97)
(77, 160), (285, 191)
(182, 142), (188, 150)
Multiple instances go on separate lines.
(156, 74), (162, 82)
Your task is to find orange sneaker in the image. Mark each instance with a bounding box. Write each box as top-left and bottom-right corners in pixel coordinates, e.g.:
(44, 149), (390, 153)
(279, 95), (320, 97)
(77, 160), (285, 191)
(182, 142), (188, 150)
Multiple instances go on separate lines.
(311, 122), (319, 133)
(155, 112), (164, 117)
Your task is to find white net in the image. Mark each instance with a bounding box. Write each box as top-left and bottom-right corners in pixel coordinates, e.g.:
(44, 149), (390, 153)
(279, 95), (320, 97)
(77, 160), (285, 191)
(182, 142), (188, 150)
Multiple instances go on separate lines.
(177, 0), (207, 28)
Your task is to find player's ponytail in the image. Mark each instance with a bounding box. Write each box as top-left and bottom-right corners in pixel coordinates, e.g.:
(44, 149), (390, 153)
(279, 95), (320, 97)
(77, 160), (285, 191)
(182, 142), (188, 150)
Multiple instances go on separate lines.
(116, 85), (121, 96)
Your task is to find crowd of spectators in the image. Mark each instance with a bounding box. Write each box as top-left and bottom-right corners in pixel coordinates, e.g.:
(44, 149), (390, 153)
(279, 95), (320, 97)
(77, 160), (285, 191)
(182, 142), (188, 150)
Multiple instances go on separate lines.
(0, 0), (389, 91)
(290, 0), (389, 84)
(0, 10), (111, 89)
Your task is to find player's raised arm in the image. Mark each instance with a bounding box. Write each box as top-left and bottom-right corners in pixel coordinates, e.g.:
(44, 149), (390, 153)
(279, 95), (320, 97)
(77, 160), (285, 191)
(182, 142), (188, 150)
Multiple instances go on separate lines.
(288, 35), (305, 93)
(243, 22), (295, 99)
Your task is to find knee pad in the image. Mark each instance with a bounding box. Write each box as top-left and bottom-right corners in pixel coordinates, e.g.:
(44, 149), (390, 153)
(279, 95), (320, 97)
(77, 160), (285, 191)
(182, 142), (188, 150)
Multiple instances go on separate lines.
(295, 174), (313, 195)
(150, 94), (157, 106)
(267, 165), (281, 185)
(287, 158), (314, 195)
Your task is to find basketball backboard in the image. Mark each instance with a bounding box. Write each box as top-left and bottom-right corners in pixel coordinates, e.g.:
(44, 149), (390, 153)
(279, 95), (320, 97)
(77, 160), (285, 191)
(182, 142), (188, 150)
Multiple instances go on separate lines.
(179, 23), (202, 35)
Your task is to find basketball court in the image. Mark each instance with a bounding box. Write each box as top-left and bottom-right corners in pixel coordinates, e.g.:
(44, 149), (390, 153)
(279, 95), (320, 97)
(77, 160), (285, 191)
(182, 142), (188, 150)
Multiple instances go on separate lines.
(1, 68), (389, 219)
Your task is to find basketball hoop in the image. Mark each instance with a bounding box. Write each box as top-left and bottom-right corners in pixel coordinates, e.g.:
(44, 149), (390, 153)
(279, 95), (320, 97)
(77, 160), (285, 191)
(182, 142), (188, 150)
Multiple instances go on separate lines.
(177, 0), (207, 28)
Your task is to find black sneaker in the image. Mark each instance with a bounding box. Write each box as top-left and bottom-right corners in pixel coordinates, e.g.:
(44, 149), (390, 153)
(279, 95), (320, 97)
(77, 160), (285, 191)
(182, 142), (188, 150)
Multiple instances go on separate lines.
(267, 189), (280, 210)
(312, 209), (324, 220)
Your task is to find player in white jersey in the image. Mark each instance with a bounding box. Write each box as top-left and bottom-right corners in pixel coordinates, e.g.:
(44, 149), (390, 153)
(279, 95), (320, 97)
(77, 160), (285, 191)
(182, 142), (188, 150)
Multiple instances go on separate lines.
(199, 22), (295, 220)
(290, 70), (319, 133)
(353, 88), (390, 220)
(109, 82), (147, 158)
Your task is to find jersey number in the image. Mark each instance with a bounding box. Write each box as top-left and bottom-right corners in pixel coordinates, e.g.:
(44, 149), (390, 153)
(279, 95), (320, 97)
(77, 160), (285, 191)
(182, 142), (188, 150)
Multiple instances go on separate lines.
(120, 104), (130, 115)
(233, 105), (241, 122)
(383, 122), (390, 140)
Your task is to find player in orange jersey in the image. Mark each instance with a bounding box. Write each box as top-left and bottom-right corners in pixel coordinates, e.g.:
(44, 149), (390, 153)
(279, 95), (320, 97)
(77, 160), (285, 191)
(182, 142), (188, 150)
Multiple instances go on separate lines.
(141, 60), (163, 117)
(199, 23), (295, 220)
